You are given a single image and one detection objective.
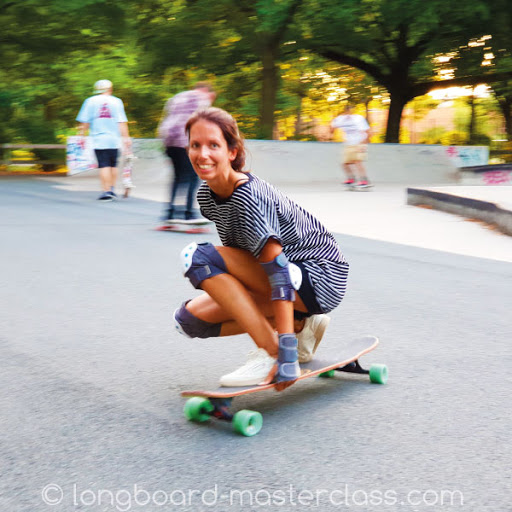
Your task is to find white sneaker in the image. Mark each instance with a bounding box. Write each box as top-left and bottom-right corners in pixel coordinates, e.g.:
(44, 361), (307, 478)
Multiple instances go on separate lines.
(297, 314), (330, 363)
(219, 349), (276, 387)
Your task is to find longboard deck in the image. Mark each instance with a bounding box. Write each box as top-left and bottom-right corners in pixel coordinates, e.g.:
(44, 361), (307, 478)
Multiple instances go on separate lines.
(346, 185), (374, 191)
(182, 335), (379, 398)
(156, 220), (213, 234)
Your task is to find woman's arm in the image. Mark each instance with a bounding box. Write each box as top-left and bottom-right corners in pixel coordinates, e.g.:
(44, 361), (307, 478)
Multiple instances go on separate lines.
(258, 238), (294, 334)
(259, 238), (300, 388)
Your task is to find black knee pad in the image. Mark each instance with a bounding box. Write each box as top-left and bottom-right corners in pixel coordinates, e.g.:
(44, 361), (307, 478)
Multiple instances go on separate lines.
(173, 302), (222, 339)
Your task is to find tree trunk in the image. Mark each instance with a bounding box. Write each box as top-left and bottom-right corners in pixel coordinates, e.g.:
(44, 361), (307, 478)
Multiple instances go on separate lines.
(259, 43), (279, 139)
(468, 90), (476, 144)
(385, 94), (407, 143)
(497, 98), (512, 141)
(294, 96), (304, 138)
(365, 98), (371, 125)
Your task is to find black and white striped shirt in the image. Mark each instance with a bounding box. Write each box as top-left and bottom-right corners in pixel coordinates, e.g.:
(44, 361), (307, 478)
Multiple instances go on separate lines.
(197, 173), (349, 313)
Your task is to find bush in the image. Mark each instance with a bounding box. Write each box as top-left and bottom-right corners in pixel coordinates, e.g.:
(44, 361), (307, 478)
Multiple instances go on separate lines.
(469, 133), (491, 146)
(418, 127), (447, 145)
(439, 131), (466, 145)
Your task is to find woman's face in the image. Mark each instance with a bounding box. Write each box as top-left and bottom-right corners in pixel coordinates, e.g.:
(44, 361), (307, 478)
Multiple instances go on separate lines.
(188, 119), (237, 182)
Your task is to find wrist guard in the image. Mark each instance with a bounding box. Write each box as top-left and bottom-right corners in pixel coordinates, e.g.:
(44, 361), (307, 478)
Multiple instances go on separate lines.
(277, 334), (300, 382)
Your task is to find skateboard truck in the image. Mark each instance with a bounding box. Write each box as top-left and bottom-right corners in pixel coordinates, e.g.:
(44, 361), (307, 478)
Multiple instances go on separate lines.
(337, 359), (369, 375)
(210, 398), (234, 421)
(319, 358), (384, 379)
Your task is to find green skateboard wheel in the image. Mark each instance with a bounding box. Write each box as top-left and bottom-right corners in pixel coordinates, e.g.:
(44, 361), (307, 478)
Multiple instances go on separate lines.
(184, 397), (214, 422)
(369, 364), (388, 384)
(232, 410), (263, 437)
(319, 370), (336, 378)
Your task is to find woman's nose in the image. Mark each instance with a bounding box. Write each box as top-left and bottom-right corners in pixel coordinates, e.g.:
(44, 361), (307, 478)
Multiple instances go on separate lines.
(199, 145), (210, 158)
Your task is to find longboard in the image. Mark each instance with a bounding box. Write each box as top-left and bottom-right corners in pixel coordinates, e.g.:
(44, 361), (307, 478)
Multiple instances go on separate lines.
(181, 335), (387, 436)
(346, 183), (374, 191)
(156, 219), (213, 234)
(122, 154), (136, 198)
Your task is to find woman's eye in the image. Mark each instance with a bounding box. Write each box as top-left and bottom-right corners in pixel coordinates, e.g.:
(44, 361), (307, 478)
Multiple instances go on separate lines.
(211, 143), (218, 148)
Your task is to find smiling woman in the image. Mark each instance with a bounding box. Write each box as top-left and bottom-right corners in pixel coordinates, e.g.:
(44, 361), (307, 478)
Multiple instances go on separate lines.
(174, 107), (349, 391)
(186, 108), (248, 198)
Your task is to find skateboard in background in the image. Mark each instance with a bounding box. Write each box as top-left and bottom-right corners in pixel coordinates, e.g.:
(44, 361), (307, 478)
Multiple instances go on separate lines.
(122, 154), (136, 198)
(156, 219), (213, 234)
(345, 180), (373, 191)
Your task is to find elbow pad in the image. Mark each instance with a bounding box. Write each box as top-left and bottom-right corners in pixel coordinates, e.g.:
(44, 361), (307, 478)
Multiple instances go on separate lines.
(261, 252), (302, 301)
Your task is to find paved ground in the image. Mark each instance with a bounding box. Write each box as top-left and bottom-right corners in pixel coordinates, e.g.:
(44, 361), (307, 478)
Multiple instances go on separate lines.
(50, 169), (512, 262)
(1, 176), (511, 512)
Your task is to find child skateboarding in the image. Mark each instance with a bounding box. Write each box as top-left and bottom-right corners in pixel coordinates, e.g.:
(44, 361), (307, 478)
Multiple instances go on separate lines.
(173, 108), (349, 391)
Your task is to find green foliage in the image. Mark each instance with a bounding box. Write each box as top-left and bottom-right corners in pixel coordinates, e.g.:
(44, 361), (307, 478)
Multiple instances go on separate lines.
(439, 131), (467, 145)
(2, 0), (512, 145)
(418, 127), (448, 145)
(0, 0), (133, 142)
(468, 133), (491, 146)
(298, 0), (497, 141)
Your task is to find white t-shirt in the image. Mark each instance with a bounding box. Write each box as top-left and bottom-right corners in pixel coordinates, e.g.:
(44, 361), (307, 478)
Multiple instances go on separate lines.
(76, 94), (128, 149)
(331, 114), (369, 145)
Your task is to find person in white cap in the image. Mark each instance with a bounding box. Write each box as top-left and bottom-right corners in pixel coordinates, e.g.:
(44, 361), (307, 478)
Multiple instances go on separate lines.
(76, 80), (131, 200)
(331, 104), (371, 189)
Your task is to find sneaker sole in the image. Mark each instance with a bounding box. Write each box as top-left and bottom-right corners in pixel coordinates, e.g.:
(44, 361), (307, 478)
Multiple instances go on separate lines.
(219, 377), (269, 387)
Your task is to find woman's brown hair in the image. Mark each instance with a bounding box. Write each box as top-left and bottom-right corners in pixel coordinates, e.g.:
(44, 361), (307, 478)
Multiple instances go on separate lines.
(186, 107), (246, 172)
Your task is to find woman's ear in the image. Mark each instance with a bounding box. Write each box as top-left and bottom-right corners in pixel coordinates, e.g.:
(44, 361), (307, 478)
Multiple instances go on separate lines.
(229, 148), (238, 162)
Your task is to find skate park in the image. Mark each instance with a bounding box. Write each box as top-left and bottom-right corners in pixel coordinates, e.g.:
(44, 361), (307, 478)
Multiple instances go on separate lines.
(1, 141), (511, 511)
(58, 138), (512, 261)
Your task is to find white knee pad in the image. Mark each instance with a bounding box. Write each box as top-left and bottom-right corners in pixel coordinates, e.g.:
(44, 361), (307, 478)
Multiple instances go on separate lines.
(179, 242), (228, 289)
(180, 242), (198, 275)
(289, 262), (302, 291)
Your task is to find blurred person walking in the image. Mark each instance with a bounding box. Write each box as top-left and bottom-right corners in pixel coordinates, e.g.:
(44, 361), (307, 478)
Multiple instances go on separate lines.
(158, 82), (215, 222)
(76, 80), (131, 201)
(331, 104), (371, 189)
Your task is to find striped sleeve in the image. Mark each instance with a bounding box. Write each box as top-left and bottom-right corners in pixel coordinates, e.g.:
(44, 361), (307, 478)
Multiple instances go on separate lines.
(233, 186), (281, 256)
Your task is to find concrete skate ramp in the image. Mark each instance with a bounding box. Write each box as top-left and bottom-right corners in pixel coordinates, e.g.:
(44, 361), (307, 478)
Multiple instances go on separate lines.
(244, 141), (487, 185)
(124, 139), (486, 186)
(65, 139), (488, 191)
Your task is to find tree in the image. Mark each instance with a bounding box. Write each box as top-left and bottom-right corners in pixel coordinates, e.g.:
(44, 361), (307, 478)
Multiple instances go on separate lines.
(136, 0), (302, 139)
(0, 0), (129, 143)
(299, 0), (500, 142)
(278, 51), (383, 140)
(477, 0), (512, 141)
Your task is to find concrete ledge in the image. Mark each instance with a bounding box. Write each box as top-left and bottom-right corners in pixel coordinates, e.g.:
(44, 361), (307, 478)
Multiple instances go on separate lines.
(407, 187), (512, 237)
(460, 164), (512, 186)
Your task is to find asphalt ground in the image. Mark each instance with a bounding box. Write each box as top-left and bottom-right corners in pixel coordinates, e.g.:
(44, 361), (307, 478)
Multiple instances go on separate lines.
(1, 177), (511, 512)
(50, 166), (512, 262)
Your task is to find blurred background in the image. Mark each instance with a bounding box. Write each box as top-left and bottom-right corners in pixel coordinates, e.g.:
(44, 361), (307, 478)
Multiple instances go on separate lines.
(2, 0), (512, 167)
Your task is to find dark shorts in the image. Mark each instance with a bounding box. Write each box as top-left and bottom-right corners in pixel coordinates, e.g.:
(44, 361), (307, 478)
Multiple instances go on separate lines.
(95, 149), (119, 168)
(293, 260), (349, 319)
(295, 261), (323, 316)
